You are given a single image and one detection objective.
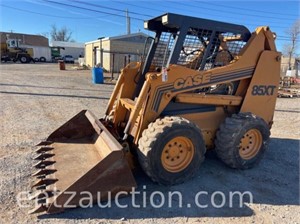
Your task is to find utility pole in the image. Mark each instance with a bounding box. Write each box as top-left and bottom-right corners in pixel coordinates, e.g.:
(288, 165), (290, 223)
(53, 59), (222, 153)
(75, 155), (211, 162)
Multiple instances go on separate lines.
(98, 37), (105, 67)
(126, 9), (131, 35)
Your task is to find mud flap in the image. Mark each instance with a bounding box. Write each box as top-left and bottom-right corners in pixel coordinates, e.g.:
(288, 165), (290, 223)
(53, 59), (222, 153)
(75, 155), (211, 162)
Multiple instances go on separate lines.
(29, 110), (136, 214)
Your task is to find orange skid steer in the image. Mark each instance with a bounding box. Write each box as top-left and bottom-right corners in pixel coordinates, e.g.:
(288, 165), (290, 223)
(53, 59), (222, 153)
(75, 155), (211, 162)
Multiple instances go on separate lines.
(30, 13), (281, 214)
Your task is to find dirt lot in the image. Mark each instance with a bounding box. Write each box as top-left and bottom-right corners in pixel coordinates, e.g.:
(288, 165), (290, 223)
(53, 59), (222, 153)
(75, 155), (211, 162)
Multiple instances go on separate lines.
(0, 63), (299, 224)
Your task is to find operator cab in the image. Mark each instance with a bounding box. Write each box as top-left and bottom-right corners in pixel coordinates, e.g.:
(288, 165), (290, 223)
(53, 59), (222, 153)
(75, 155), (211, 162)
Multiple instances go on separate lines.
(142, 13), (251, 74)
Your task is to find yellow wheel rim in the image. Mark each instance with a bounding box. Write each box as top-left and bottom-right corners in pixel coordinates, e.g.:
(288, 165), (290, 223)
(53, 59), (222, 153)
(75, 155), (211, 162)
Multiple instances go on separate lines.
(239, 129), (262, 160)
(161, 136), (195, 173)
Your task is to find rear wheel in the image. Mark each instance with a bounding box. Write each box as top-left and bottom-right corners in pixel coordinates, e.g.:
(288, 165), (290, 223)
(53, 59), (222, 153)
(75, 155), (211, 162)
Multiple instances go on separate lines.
(19, 55), (29, 63)
(39, 57), (46, 62)
(138, 116), (206, 185)
(215, 113), (270, 169)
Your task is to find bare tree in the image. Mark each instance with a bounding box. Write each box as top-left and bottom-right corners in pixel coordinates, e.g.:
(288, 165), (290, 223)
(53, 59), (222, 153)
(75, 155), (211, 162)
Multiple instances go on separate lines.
(50, 24), (74, 42)
(283, 19), (300, 70)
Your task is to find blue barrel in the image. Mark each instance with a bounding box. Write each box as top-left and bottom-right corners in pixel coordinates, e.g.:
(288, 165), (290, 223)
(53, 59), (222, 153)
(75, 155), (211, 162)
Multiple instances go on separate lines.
(92, 67), (104, 84)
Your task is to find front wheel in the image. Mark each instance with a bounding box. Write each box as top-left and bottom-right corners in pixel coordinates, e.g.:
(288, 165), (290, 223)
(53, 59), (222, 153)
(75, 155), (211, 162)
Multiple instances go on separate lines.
(138, 116), (206, 185)
(215, 113), (270, 169)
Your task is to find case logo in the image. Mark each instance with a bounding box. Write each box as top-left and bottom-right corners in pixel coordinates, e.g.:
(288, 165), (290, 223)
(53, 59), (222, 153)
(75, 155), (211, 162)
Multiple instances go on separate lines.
(174, 74), (211, 90)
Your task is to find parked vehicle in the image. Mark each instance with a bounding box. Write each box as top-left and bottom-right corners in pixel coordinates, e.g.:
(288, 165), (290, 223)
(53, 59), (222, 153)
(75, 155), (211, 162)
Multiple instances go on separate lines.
(30, 13), (281, 214)
(63, 55), (74, 63)
(50, 46), (64, 62)
(1, 39), (33, 63)
(32, 47), (51, 62)
(1, 38), (51, 63)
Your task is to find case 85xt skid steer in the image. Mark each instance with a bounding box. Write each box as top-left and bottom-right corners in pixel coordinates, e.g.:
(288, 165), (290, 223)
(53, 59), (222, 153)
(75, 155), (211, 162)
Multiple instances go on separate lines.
(30, 13), (281, 214)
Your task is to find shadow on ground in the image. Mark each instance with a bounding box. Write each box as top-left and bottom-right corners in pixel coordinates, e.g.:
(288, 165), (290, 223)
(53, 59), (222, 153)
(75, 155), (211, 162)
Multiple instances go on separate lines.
(0, 90), (110, 100)
(0, 83), (113, 93)
(38, 137), (299, 220)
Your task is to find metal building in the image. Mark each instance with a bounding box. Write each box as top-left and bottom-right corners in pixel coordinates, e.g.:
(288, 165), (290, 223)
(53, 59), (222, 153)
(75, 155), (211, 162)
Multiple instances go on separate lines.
(85, 32), (150, 72)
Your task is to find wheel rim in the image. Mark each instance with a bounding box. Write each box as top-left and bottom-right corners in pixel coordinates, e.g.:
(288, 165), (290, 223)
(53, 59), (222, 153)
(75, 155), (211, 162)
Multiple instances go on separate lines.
(161, 136), (195, 173)
(20, 56), (27, 62)
(239, 129), (262, 160)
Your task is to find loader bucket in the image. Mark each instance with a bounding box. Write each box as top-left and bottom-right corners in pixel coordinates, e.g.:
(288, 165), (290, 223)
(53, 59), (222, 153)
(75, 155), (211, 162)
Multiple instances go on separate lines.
(29, 110), (136, 214)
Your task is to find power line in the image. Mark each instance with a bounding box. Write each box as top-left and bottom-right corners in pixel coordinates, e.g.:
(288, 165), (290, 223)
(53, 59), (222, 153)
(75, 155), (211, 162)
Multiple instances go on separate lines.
(112, 1), (293, 40)
(113, 1), (165, 14)
(72, 0), (153, 18)
(63, 0), (298, 38)
(171, 1), (296, 22)
(115, 1), (291, 30)
(86, 1), (295, 40)
(7, 0), (294, 41)
(156, 2), (293, 29)
(207, 2), (299, 18)
(41, 0), (145, 21)
(0, 4), (92, 19)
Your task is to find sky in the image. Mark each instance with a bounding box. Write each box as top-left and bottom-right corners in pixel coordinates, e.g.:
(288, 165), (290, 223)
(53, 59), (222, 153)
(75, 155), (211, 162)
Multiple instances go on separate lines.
(0, 0), (299, 53)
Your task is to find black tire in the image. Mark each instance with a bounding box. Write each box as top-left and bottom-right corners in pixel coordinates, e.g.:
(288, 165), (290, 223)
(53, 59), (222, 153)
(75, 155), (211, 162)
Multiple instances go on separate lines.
(138, 116), (206, 185)
(19, 55), (29, 63)
(34, 58), (39, 62)
(215, 113), (270, 169)
(39, 57), (46, 62)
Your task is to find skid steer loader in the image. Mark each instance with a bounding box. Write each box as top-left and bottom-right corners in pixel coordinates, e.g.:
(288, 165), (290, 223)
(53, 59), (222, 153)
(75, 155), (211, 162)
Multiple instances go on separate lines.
(30, 13), (281, 214)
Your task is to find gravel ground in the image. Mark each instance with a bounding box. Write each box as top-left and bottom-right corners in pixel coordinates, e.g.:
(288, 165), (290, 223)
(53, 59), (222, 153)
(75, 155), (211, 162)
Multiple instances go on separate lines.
(0, 63), (299, 224)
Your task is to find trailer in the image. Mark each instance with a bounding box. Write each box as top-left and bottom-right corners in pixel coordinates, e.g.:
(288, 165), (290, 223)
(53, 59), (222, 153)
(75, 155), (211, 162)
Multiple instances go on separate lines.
(31, 46), (51, 62)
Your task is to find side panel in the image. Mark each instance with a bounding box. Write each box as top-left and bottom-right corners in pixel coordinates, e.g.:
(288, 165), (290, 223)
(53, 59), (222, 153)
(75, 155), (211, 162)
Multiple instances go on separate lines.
(240, 51), (281, 125)
(178, 107), (228, 149)
(106, 62), (141, 125)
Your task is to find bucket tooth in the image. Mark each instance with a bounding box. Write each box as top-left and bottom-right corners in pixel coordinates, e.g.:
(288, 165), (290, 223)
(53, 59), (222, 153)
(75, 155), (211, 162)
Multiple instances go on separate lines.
(32, 178), (58, 189)
(30, 110), (137, 214)
(32, 169), (56, 177)
(34, 153), (55, 161)
(36, 174), (46, 179)
(37, 198), (46, 205)
(29, 190), (54, 200)
(36, 184), (46, 190)
(35, 147), (54, 153)
(36, 141), (53, 146)
(28, 204), (47, 214)
(33, 160), (56, 169)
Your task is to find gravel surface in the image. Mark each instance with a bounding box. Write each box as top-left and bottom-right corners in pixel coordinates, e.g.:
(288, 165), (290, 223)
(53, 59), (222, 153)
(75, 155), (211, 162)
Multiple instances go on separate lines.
(0, 63), (299, 224)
